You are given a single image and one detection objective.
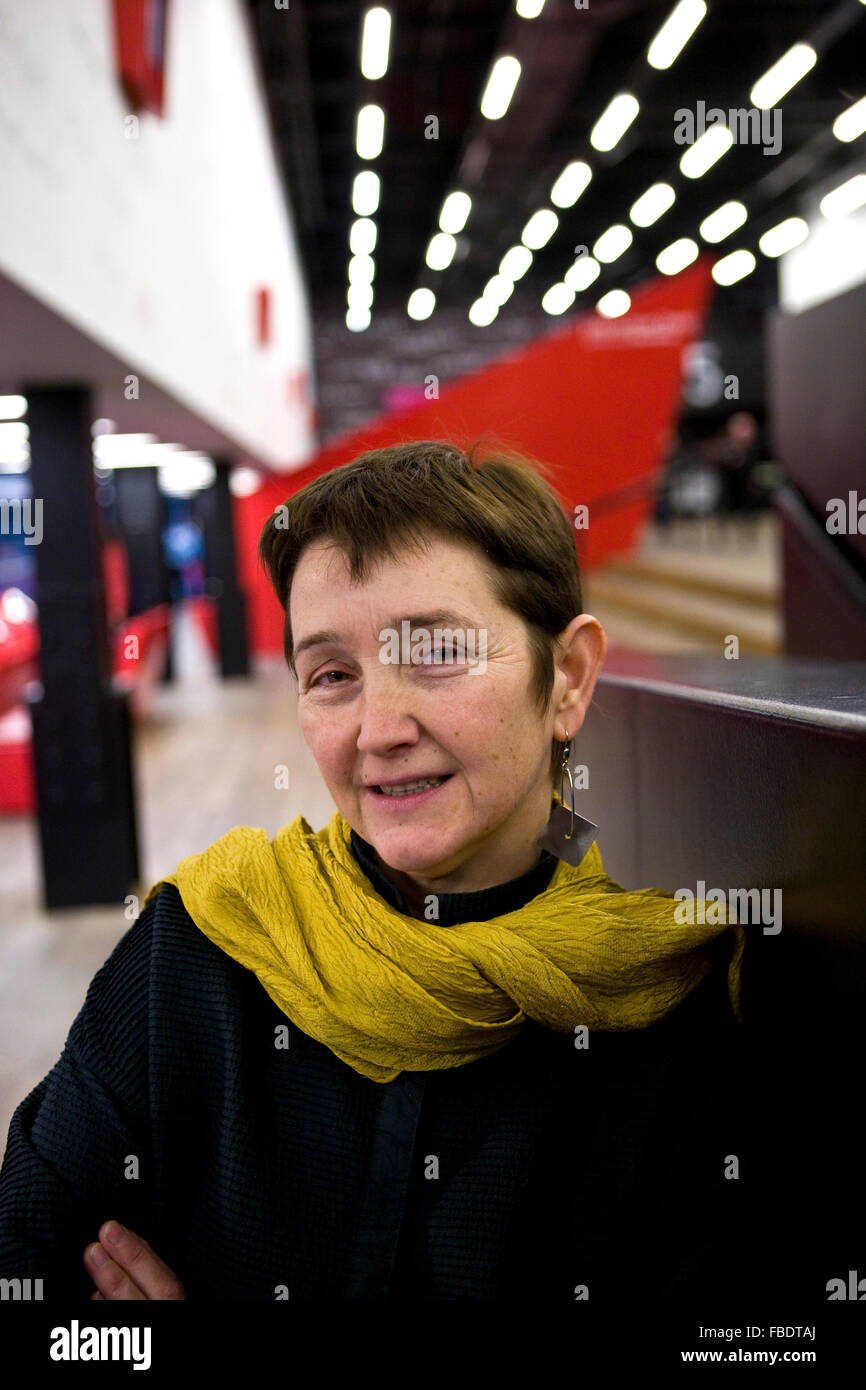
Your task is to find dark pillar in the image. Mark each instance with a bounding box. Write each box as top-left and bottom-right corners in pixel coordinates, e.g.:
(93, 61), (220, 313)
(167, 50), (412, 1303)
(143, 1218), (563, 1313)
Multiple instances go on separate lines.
(112, 465), (171, 614)
(192, 458), (249, 677)
(112, 464), (175, 682)
(24, 384), (140, 908)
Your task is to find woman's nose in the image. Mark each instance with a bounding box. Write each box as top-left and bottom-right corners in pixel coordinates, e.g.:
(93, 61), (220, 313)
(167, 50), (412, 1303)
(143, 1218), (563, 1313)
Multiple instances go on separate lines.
(354, 672), (419, 752)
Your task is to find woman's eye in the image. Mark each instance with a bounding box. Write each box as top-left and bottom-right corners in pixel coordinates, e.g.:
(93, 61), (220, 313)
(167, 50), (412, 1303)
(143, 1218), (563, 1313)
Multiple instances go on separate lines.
(422, 647), (464, 663)
(307, 653), (465, 686)
(311, 669), (348, 687)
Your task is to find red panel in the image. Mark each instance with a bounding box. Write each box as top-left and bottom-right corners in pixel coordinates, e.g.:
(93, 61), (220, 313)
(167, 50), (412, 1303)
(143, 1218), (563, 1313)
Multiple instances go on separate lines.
(256, 288), (271, 346)
(0, 712), (34, 816)
(235, 258), (715, 655)
(112, 0), (170, 117)
(0, 602), (173, 812)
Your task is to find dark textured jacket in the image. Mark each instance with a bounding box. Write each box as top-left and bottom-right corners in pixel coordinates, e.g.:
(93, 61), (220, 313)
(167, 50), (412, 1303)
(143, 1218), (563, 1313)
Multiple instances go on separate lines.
(0, 832), (753, 1304)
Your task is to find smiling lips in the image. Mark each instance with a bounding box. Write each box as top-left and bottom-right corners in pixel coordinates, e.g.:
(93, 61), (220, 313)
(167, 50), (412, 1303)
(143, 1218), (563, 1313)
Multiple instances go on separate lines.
(366, 774), (453, 797)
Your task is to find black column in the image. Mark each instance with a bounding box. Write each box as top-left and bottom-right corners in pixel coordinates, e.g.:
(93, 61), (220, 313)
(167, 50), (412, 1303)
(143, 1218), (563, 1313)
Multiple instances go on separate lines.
(112, 465), (172, 614)
(112, 464), (175, 682)
(24, 384), (140, 908)
(192, 458), (249, 677)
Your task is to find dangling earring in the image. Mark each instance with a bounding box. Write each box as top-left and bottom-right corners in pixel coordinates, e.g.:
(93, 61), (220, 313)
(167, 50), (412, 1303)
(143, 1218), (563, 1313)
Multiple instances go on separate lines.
(558, 732), (575, 841)
(536, 728), (599, 866)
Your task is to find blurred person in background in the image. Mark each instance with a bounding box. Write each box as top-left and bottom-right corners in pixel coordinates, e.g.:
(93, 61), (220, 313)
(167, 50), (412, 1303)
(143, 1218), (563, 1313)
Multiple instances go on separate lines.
(706, 411), (762, 518)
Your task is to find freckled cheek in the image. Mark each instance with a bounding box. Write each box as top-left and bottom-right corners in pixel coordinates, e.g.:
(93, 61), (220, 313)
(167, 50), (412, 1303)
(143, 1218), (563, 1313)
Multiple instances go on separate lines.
(440, 693), (503, 764)
(467, 683), (533, 773)
(298, 707), (352, 780)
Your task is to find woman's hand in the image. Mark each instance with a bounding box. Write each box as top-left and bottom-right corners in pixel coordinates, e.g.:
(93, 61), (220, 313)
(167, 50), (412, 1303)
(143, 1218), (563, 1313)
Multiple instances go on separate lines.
(83, 1220), (186, 1300)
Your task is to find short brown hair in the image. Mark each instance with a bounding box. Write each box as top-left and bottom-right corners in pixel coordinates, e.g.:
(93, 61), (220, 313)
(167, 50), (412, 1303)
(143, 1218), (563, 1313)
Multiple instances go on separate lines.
(258, 439), (582, 781)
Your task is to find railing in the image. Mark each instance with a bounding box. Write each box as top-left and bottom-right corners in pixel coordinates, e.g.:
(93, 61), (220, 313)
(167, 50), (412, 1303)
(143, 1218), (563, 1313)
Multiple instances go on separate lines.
(574, 645), (866, 1306)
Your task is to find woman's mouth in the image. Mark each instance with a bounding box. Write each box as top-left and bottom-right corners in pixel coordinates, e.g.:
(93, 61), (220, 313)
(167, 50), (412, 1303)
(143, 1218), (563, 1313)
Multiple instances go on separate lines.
(366, 774), (453, 805)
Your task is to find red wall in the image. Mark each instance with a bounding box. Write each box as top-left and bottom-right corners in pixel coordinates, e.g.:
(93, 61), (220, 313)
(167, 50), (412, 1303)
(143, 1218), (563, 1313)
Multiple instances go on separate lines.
(236, 258), (715, 656)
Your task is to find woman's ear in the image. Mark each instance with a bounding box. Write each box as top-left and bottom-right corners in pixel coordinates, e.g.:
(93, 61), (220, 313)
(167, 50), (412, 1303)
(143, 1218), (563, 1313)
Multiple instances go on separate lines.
(554, 614), (606, 739)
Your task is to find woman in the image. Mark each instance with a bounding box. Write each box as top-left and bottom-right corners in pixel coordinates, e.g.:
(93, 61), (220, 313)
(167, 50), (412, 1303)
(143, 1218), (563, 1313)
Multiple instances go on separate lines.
(0, 440), (745, 1303)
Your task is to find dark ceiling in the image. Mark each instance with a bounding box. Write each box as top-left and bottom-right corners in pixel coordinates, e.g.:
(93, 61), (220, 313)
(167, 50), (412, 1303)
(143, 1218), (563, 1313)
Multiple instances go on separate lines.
(246, 0), (866, 330)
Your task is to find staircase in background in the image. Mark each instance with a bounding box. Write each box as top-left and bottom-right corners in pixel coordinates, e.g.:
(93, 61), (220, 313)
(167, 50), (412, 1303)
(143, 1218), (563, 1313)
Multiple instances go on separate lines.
(583, 513), (782, 654)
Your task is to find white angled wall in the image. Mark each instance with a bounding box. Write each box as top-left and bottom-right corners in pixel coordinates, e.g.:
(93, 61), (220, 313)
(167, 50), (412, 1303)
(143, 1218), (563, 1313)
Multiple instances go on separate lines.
(0, 0), (314, 468)
(779, 169), (866, 316)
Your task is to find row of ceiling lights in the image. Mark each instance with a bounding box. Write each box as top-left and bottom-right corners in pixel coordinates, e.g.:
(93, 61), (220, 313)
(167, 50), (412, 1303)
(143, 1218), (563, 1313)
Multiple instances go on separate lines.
(349, 0), (714, 327)
(416, 0), (714, 325)
(344, 8), (391, 332)
(473, 0), (865, 326)
(535, 11), (866, 320)
(345, 0), (866, 334)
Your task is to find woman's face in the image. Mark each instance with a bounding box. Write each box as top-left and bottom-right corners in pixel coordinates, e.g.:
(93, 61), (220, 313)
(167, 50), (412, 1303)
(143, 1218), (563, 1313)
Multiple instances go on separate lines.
(290, 534), (603, 893)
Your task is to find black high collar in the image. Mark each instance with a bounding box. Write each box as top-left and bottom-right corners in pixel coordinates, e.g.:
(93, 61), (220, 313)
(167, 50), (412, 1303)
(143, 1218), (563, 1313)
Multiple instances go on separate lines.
(349, 827), (558, 926)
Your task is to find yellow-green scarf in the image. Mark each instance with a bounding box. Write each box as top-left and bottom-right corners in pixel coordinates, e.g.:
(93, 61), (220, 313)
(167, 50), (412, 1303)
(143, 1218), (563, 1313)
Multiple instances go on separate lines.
(143, 807), (744, 1084)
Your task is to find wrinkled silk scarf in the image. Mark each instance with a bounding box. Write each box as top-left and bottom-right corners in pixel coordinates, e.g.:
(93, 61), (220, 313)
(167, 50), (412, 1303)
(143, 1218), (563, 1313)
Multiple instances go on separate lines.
(143, 806), (745, 1083)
